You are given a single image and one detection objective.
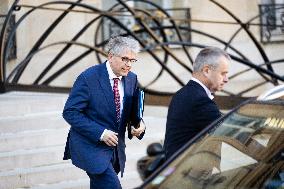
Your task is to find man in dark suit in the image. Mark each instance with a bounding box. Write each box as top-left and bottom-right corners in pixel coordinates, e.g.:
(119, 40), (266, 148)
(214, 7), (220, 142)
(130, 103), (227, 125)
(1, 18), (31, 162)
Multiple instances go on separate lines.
(164, 47), (230, 160)
(62, 36), (146, 189)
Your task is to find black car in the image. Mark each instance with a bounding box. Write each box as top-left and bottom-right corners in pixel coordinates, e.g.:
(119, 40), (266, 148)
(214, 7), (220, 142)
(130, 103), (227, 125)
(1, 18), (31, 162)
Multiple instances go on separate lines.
(137, 85), (284, 189)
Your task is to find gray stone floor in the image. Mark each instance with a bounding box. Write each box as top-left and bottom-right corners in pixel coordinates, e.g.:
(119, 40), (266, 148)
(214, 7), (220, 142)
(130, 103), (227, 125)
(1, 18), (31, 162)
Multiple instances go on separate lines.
(0, 92), (168, 189)
(120, 106), (167, 188)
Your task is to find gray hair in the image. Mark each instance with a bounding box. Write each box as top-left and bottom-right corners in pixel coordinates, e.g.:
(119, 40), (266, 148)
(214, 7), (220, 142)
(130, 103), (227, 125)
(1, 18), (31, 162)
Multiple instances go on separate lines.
(193, 47), (231, 72)
(106, 36), (140, 55)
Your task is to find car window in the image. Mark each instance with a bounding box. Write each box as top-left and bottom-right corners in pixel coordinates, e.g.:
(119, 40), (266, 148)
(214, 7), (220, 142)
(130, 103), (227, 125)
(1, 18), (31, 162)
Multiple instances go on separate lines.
(143, 102), (284, 189)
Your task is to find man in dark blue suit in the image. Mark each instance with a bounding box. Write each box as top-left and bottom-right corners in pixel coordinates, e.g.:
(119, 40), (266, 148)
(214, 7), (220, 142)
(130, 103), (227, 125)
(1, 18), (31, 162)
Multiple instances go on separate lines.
(62, 36), (146, 189)
(164, 47), (231, 160)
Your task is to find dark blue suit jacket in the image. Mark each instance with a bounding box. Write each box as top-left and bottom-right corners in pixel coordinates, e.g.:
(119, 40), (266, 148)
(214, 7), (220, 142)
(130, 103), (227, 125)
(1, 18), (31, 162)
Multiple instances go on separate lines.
(63, 62), (140, 176)
(164, 80), (221, 159)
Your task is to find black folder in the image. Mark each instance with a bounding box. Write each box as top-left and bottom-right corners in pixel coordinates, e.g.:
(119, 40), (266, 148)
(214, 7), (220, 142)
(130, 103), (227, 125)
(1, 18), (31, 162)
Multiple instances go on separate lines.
(127, 88), (145, 139)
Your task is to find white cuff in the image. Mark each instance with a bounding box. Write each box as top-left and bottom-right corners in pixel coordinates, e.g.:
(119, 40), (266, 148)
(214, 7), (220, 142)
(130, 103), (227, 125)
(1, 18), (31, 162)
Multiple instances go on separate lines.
(100, 129), (107, 141)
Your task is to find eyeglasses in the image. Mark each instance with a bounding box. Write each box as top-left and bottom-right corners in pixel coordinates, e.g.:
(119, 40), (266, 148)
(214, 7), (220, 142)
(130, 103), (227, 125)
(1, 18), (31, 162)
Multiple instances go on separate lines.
(117, 55), (137, 64)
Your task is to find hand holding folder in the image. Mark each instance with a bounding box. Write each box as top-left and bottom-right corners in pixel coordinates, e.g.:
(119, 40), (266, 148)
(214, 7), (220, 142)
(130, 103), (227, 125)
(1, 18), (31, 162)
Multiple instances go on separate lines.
(127, 88), (145, 139)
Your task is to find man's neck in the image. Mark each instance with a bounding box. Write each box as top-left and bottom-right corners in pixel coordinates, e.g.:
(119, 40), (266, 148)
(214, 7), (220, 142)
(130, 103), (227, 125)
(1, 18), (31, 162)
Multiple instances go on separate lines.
(106, 61), (122, 80)
(192, 73), (208, 88)
(192, 73), (214, 100)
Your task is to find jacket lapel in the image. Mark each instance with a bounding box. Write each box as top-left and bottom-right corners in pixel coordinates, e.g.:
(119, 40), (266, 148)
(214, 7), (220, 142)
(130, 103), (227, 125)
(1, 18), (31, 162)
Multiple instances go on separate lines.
(120, 75), (131, 127)
(97, 63), (116, 116)
(123, 76), (131, 103)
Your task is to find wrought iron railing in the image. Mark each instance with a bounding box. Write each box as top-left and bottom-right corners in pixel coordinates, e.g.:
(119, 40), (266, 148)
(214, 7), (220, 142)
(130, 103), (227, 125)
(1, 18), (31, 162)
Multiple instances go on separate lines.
(0, 0), (283, 109)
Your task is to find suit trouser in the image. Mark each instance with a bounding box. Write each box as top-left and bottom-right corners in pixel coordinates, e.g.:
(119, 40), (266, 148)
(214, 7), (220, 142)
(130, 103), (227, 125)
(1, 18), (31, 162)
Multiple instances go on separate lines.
(87, 147), (121, 189)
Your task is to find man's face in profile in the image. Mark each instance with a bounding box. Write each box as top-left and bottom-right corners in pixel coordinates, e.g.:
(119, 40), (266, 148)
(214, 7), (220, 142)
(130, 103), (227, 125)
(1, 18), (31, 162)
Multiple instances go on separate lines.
(207, 56), (229, 93)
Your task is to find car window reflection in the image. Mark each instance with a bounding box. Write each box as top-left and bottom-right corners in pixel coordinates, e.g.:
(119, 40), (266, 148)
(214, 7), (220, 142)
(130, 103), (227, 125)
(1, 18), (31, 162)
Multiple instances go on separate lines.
(143, 102), (284, 189)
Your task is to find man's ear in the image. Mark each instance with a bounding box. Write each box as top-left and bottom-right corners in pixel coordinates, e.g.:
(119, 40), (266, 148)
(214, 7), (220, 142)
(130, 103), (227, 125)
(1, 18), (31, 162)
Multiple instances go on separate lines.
(202, 65), (210, 77)
(108, 53), (113, 61)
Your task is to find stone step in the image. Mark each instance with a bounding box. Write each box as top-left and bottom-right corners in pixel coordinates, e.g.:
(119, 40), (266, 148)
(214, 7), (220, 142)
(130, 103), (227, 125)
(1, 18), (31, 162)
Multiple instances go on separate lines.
(143, 105), (168, 118)
(0, 119), (164, 171)
(0, 162), (87, 189)
(125, 135), (164, 159)
(5, 151), (143, 189)
(0, 144), (144, 188)
(0, 145), (65, 171)
(0, 116), (165, 187)
(0, 117), (164, 153)
(142, 116), (166, 133)
(120, 173), (143, 189)
(0, 92), (67, 118)
(16, 178), (90, 189)
(18, 170), (142, 189)
(0, 92), (167, 189)
(0, 111), (68, 134)
(0, 128), (69, 152)
(0, 140), (144, 172)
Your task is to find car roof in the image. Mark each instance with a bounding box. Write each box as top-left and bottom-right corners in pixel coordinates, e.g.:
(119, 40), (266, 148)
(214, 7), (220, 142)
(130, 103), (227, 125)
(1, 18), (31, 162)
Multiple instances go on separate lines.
(257, 85), (284, 101)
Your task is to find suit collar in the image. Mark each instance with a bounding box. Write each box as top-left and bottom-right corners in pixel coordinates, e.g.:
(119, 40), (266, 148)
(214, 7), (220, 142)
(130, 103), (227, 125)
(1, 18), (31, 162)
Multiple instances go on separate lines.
(191, 77), (214, 100)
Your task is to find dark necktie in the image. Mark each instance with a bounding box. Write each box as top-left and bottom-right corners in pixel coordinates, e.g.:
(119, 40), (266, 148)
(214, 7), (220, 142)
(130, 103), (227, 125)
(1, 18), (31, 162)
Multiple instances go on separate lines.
(113, 78), (120, 123)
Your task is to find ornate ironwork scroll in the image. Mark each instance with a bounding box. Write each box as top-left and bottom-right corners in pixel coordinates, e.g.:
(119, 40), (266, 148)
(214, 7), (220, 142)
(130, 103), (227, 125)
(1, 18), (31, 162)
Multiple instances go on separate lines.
(0, 0), (283, 108)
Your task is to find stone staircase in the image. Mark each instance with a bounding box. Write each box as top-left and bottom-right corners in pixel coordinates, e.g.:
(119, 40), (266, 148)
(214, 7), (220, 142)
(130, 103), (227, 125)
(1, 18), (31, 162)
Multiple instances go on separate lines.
(0, 92), (167, 189)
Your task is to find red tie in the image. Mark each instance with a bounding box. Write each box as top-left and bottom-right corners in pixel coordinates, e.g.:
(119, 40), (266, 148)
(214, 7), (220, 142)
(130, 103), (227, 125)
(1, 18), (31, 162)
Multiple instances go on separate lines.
(113, 78), (120, 123)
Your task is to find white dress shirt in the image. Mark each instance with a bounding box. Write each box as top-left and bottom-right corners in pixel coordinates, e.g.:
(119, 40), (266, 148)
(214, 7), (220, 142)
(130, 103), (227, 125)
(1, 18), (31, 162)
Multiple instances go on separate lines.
(191, 77), (214, 100)
(106, 61), (124, 115)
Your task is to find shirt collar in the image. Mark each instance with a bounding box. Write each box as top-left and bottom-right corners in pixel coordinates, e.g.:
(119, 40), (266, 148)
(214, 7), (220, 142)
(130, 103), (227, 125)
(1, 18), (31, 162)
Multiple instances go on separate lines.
(106, 61), (122, 80)
(191, 77), (214, 100)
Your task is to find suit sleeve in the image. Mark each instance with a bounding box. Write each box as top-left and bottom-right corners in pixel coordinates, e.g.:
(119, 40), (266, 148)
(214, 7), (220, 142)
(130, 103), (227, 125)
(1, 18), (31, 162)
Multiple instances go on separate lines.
(62, 74), (105, 143)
